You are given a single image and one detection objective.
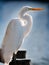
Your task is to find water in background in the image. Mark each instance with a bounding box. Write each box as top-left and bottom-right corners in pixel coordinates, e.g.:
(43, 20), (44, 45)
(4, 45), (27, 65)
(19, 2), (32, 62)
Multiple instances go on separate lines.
(0, 2), (49, 65)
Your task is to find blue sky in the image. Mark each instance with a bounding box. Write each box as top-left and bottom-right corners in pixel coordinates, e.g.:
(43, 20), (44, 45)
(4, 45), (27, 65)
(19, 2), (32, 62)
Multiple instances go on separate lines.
(0, 2), (49, 64)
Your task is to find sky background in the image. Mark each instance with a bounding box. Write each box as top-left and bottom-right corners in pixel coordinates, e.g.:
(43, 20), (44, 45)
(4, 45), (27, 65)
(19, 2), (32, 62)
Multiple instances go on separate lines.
(0, 1), (49, 65)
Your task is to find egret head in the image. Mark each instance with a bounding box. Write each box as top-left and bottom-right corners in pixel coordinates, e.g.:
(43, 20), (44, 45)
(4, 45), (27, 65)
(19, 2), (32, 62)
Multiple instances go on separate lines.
(18, 6), (44, 18)
(22, 6), (44, 12)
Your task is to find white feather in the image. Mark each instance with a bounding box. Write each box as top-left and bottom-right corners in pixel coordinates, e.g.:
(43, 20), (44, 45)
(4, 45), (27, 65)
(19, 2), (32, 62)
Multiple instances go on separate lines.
(1, 6), (32, 65)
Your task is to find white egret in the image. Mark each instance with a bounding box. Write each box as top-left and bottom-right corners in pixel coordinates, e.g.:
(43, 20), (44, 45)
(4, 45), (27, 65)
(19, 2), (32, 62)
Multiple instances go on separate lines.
(0, 6), (43, 65)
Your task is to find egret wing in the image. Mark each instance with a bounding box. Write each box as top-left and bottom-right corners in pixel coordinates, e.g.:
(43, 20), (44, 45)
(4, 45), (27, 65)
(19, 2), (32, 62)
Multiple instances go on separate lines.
(2, 19), (23, 64)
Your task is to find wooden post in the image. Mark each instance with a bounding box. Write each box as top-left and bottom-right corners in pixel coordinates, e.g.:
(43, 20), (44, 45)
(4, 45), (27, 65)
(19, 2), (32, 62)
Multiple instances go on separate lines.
(0, 49), (5, 63)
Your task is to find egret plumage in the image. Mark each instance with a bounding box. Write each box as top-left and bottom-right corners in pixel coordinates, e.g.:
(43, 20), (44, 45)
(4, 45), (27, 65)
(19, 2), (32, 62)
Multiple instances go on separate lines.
(0, 6), (43, 65)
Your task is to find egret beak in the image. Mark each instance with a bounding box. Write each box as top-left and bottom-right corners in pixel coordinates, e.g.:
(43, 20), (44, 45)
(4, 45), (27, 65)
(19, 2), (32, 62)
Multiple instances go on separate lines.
(29, 8), (44, 11)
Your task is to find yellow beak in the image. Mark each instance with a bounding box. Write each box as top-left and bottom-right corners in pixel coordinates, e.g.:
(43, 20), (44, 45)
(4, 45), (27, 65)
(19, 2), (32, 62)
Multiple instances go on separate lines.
(29, 8), (44, 11)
